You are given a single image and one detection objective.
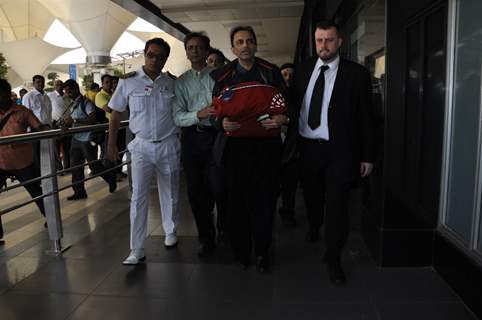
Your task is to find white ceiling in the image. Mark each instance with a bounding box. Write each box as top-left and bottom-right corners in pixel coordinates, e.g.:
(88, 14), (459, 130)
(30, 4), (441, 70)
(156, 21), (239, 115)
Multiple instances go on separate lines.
(149, 0), (303, 66)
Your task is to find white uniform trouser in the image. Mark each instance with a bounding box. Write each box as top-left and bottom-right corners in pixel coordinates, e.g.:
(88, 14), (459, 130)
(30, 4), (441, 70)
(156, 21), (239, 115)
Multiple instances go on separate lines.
(128, 135), (181, 250)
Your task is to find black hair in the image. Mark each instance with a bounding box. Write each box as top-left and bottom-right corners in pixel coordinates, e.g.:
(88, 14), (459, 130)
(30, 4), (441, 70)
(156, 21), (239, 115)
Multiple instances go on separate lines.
(315, 20), (341, 35)
(184, 32), (210, 50)
(0, 78), (12, 94)
(19, 88), (27, 95)
(208, 48), (226, 61)
(230, 26), (257, 46)
(101, 74), (112, 83)
(144, 37), (171, 58)
(280, 63), (295, 71)
(32, 74), (45, 82)
(62, 79), (80, 92)
(89, 83), (100, 91)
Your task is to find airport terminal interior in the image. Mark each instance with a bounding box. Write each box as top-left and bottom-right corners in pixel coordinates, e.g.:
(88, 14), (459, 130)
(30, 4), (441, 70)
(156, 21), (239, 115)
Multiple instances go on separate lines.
(0, 0), (481, 319)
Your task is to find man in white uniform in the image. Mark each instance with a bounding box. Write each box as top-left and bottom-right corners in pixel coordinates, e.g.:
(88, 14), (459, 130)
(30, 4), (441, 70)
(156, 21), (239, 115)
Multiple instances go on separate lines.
(107, 38), (181, 265)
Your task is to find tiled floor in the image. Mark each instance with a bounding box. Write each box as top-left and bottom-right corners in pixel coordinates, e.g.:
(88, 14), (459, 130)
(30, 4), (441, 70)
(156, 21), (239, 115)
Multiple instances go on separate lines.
(0, 175), (478, 320)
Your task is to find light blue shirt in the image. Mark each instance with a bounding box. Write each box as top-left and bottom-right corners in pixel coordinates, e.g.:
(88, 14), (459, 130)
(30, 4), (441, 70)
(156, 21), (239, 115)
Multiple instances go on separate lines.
(70, 96), (95, 142)
(172, 66), (215, 127)
(299, 55), (339, 140)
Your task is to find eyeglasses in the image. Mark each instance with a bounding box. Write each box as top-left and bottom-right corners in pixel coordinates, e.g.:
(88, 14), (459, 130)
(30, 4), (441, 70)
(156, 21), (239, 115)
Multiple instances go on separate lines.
(145, 52), (166, 61)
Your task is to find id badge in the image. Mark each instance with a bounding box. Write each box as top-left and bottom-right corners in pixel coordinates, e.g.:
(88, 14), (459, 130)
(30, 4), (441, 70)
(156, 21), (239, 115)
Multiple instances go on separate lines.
(144, 85), (153, 96)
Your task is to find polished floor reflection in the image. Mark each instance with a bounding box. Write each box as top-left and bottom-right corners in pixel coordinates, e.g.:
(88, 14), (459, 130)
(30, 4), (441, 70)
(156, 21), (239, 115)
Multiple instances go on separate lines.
(0, 173), (477, 320)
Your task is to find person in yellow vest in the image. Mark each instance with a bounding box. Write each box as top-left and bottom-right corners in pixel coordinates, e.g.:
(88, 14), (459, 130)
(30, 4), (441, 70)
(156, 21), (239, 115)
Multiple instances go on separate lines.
(85, 83), (100, 103)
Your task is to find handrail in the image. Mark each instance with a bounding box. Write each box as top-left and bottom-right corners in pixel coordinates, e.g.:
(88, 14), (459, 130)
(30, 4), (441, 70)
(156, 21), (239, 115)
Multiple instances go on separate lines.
(0, 121), (133, 254)
(0, 120), (129, 146)
(0, 150), (128, 194)
(0, 158), (130, 217)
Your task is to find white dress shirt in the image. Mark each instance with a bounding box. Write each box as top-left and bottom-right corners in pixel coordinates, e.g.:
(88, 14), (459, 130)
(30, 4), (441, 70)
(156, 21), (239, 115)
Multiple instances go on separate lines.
(299, 55), (340, 140)
(47, 90), (71, 121)
(22, 89), (53, 125)
(109, 67), (178, 142)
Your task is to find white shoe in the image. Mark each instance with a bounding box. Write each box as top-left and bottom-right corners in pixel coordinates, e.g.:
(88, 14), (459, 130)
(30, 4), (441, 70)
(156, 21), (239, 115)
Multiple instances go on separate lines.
(164, 234), (178, 248)
(122, 249), (146, 265)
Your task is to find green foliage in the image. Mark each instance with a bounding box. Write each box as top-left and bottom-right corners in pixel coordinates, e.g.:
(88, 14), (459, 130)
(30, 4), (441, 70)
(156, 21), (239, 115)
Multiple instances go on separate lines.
(82, 74), (94, 91)
(47, 72), (58, 80)
(0, 53), (8, 79)
(113, 69), (123, 77)
(45, 72), (59, 90)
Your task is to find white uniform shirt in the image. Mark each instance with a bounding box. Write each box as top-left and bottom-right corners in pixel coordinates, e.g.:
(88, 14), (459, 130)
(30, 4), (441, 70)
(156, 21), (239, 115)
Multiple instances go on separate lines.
(47, 91), (71, 121)
(22, 89), (53, 125)
(299, 55), (340, 140)
(109, 67), (178, 142)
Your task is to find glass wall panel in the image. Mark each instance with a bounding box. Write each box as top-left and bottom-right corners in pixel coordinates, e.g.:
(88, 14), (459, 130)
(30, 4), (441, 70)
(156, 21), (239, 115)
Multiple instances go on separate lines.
(445, 0), (482, 244)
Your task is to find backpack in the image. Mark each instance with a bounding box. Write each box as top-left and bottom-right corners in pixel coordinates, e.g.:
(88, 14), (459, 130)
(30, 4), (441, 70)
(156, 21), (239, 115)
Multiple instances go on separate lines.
(78, 97), (108, 145)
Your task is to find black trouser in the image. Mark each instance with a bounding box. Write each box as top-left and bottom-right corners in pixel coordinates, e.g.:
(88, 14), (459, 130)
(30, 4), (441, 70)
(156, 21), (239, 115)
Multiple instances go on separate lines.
(224, 137), (281, 260)
(0, 163), (46, 238)
(32, 141), (41, 177)
(299, 138), (352, 263)
(279, 158), (299, 217)
(181, 126), (227, 245)
(70, 139), (115, 195)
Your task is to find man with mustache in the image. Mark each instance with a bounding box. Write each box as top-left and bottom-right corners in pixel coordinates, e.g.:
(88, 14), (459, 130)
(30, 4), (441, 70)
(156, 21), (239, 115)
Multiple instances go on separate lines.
(107, 38), (181, 265)
(172, 32), (228, 256)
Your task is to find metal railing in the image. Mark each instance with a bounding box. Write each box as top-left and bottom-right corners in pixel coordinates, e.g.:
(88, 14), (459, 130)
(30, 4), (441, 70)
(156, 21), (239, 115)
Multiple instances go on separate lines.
(0, 120), (132, 254)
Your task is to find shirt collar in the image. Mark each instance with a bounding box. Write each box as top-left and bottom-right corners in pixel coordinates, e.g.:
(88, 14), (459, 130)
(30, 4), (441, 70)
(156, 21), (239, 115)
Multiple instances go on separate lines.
(139, 67), (164, 82)
(100, 88), (111, 96)
(189, 66), (213, 77)
(32, 89), (44, 96)
(315, 54), (340, 72)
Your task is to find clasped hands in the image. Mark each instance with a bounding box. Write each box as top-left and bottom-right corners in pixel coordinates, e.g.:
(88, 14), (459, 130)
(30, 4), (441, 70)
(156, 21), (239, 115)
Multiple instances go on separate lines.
(222, 114), (287, 132)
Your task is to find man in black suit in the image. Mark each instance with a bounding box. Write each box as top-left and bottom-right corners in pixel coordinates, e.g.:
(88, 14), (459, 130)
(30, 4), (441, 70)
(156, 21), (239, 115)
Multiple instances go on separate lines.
(283, 21), (375, 285)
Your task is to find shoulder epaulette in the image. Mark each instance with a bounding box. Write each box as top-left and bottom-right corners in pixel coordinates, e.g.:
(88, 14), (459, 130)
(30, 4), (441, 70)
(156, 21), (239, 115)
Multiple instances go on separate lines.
(120, 71), (137, 79)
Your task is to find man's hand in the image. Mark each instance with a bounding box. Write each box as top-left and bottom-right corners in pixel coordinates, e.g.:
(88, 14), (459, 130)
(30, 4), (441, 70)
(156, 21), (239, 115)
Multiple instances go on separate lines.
(222, 117), (241, 132)
(106, 144), (119, 162)
(197, 106), (215, 120)
(62, 117), (73, 127)
(260, 114), (287, 129)
(360, 162), (374, 177)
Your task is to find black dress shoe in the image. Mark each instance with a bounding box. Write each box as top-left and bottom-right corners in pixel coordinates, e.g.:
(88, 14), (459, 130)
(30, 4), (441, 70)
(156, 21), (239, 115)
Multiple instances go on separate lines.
(306, 228), (319, 242)
(326, 262), (346, 286)
(67, 193), (88, 201)
(109, 180), (117, 193)
(238, 256), (250, 270)
(216, 231), (230, 246)
(255, 256), (270, 274)
(280, 215), (297, 228)
(197, 242), (215, 257)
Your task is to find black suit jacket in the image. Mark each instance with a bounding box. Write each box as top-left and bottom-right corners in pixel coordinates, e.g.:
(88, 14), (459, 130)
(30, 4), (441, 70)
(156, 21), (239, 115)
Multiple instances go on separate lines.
(283, 57), (375, 181)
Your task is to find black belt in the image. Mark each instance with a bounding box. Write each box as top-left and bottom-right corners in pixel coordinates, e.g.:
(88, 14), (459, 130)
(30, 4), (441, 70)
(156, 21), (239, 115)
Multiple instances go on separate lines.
(300, 136), (329, 144)
(184, 125), (217, 134)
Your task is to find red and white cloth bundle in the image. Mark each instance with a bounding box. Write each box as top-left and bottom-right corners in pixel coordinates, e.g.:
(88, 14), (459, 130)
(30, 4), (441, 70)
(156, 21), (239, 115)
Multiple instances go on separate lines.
(212, 82), (287, 137)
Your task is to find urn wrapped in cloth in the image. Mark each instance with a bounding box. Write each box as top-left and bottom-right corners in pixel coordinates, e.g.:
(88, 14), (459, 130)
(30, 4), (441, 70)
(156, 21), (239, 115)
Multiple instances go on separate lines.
(212, 82), (287, 137)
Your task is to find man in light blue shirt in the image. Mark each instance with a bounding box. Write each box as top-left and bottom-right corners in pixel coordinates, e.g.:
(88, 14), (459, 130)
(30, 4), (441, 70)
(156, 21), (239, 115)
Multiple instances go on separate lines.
(172, 32), (227, 256)
(62, 79), (117, 200)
